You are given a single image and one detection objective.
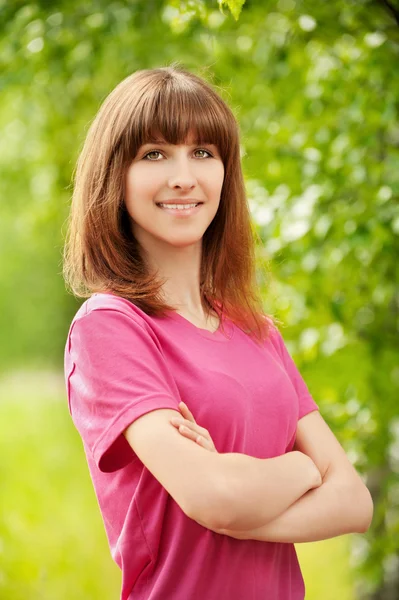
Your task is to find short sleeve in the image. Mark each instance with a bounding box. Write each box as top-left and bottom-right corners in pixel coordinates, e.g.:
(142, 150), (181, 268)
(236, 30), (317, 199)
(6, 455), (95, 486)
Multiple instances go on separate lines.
(65, 307), (180, 473)
(270, 325), (319, 420)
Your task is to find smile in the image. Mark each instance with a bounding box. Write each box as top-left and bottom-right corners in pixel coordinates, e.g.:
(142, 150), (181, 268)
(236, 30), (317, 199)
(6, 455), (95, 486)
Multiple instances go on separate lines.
(156, 203), (203, 216)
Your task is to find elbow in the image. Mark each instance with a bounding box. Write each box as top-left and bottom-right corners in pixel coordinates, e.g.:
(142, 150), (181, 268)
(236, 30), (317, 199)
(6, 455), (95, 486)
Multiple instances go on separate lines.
(186, 473), (232, 532)
(353, 483), (374, 534)
(205, 483), (233, 531)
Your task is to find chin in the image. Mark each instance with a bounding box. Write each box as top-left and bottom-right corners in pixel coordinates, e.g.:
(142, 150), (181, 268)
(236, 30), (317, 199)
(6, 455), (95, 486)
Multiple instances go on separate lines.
(162, 234), (205, 248)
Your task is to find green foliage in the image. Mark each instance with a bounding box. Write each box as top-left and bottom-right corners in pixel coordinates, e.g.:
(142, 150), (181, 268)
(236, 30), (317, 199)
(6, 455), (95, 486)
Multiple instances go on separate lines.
(0, 374), (121, 599)
(298, 536), (355, 600)
(218, 0), (246, 21)
(1, 0), (398, 597)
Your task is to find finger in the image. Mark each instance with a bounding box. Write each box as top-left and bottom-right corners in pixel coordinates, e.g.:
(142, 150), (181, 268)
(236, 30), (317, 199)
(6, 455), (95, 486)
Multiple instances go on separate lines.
(179, 402), (196, 423)
(176, 422), (216, 452)
(178, 425), (210, 449)
(173, 418), (210, 438)
(178, 424), (199, 442)
(179, 405), (195, 424)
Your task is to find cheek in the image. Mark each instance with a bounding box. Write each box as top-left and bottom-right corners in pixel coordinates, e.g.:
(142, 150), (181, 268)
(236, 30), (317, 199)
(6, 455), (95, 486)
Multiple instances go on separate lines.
(124, 169), (158, 213)
(210, 163), (225, 193)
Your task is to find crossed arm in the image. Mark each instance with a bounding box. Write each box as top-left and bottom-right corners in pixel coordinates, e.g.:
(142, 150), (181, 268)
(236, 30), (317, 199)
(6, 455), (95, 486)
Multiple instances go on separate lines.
(212, 412), (374, 543)
(216, 465), (372, 542)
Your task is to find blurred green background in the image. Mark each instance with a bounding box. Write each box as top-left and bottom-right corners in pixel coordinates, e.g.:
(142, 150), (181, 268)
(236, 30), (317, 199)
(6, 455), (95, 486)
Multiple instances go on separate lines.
(1, 0), (398, 598)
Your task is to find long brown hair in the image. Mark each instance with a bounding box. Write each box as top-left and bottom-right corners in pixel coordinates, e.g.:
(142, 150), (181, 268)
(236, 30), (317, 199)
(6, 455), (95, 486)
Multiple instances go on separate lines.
(63, 63), (279, 343)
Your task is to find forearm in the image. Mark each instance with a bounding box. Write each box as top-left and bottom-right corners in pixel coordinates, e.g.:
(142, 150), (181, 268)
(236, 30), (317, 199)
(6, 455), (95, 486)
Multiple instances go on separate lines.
(218, 472), (373, 543)
(217, 450), (322, 531)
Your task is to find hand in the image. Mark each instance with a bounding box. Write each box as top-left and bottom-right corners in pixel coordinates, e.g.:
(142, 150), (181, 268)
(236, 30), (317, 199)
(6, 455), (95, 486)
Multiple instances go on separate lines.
(299, 451), (323, 489)
(170, 402), (218, 453)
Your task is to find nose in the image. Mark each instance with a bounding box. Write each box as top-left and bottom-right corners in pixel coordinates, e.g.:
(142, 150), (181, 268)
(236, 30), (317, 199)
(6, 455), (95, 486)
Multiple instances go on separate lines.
(167, 154), (197, 190)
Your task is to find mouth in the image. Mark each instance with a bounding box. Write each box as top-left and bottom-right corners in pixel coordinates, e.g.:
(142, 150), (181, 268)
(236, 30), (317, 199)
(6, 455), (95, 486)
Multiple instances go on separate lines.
(155, 202), (204, 217)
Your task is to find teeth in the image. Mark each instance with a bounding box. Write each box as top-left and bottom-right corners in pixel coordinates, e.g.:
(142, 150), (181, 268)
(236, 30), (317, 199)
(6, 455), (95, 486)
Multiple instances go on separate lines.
(158, 203), (199, 210)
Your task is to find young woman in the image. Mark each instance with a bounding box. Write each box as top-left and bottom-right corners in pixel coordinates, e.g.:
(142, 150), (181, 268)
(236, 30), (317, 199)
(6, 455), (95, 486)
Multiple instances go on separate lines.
(63, 64), (373, 600)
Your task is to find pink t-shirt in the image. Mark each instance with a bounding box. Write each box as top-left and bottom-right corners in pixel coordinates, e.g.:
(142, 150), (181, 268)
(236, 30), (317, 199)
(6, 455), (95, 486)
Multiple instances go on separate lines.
(64, 292), (319, 600)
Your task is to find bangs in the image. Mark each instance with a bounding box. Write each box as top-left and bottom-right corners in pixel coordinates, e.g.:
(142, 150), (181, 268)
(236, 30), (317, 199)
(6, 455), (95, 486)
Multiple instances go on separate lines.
(127, 76), (232, 160)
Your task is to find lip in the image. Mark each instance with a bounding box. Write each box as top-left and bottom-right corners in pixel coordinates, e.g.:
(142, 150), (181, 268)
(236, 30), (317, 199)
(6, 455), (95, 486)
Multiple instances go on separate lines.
(156, 203), (203, 217)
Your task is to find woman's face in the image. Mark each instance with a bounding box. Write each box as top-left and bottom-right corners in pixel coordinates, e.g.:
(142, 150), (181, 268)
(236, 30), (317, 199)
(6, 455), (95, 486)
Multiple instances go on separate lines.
(124, 130), (225, 252)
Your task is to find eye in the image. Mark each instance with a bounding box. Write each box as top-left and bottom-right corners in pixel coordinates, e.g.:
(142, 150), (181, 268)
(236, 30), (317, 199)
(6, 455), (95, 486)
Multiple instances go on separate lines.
(142, 148), (213, 161)
(142, 150), (162, 161)
(194, 149), (213, 158)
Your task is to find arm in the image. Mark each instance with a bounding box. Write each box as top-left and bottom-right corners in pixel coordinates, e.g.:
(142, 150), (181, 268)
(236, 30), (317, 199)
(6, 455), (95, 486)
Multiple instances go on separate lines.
(217, 465), (372, 542)
(214, 449), (322, 530)
(216, 412), (374, 542)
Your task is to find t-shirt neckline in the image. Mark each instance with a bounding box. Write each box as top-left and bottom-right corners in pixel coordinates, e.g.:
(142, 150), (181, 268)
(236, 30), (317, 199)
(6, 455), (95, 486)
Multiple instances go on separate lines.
(167, 311), (234, 343)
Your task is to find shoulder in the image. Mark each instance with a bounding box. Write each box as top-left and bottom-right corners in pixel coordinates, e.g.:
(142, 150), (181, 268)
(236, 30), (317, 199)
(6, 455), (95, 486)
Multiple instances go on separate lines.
(87, 292), (146, 319)
(260, 315), (282, 348)
(71, 293), (149, 329)
(65, 294), (169, 378)
(66, 293), (156, 351)
(258, 318), (299, 367)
